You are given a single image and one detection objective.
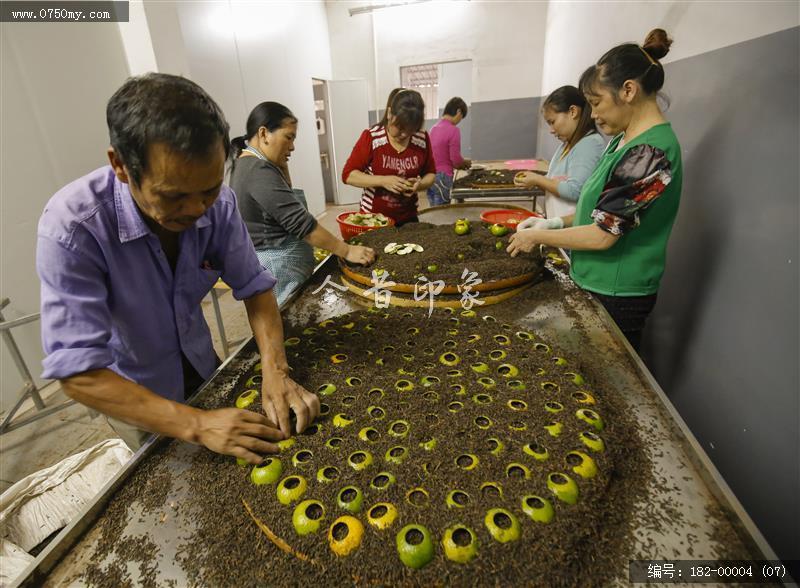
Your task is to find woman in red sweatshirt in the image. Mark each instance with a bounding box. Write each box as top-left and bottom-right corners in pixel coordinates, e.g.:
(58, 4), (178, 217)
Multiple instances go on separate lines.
(342, 89), (436, 225)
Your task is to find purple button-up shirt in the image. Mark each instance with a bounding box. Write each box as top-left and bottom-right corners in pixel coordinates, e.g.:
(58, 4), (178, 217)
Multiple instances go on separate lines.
(37, 166), (276, 402)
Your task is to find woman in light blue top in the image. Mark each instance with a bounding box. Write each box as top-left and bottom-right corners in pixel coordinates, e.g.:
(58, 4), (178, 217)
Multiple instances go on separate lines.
(515, 86), (606, 221)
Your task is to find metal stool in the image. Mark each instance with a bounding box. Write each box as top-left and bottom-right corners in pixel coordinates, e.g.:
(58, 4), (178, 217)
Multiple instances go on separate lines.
(0, 298), (84, 435)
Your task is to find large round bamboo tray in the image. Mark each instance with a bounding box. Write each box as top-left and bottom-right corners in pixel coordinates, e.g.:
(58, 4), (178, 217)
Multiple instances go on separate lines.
(339, 263), (538, 294)
(339, 275), (534, 308)
(340, 201), (541, 295)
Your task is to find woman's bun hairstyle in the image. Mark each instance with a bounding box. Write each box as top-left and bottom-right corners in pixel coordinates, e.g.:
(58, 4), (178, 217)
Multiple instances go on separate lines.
(642, 28), (673, 60)
(580, 28), (673, 97)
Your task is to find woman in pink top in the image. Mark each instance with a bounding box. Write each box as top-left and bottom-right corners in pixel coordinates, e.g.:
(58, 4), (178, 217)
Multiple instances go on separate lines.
(427, 97), (472, 206)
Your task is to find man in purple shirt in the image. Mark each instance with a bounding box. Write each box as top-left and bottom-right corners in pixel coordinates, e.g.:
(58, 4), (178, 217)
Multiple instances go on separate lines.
(427, 97), (472, 206)
(37, 74), (319, 462)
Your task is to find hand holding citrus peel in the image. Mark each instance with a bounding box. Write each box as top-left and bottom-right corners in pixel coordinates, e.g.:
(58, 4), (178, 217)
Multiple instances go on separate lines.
(402, 176), (422, 196)
(513, 171), (538, 188)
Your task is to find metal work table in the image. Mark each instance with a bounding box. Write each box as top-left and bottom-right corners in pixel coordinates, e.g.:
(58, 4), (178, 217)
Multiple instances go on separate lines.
(451, 159), (548, 210)
(14, 205), (782, 586)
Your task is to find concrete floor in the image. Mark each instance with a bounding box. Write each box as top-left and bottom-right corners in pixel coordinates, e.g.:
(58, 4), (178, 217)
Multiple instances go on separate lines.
(0, 198), (422, 493)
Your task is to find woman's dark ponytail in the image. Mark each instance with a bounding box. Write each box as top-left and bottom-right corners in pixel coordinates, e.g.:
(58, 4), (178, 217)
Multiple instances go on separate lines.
(542, 85), (597, 150)
(231, 135), (248, 159)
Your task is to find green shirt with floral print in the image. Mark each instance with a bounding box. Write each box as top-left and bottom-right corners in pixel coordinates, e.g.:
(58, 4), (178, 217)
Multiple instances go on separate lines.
(571, 122), (682, 296)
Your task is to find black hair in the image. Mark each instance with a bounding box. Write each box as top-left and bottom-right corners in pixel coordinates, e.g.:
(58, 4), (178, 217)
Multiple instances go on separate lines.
(106, 73), (230, 186)
(579, 28), (673, 98)
(443, 97), (468, 118)
(231, 101), (297, 159)
(542, 86), (597, 150)
(378, 87), (405, 127)
(387, 89), (425, 134)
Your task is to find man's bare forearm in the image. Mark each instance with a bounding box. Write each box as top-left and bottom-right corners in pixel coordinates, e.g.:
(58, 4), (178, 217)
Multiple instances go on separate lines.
(244, 289), (290, 374)
(61, 369), (202, 442)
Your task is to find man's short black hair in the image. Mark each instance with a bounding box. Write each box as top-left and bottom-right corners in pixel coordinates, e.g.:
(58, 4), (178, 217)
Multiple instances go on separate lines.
(443, 97), (468, 118)
(106, 73), (230, 186)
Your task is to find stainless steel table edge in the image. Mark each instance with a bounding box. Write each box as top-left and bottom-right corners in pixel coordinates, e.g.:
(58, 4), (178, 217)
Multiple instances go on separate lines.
(563, 249), (782, 570)
(600, 301), (780, 562)
(450, 165), (544, 205)
(11, 331), (256, 588)
(11, 260), (328, 588)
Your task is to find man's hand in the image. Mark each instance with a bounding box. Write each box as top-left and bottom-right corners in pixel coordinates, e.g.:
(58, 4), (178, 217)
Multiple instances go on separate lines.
(382, 175), (413, 194)
(195, 408), (284, 464)
(507, 229), (545, 258)
(459, 159), (472, 170)
(346, 244), (376, 265)
(261, 370), (321, 438)
(517, 216), (564, 231)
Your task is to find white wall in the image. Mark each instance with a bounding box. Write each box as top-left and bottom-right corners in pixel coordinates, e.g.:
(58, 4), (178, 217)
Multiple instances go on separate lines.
(438, 60), (473, 111)
(117, 0), (158, 76)
(327, 0), (548, 110)
(537, 1), (799, 150)
(142, 0), (191, 76)
(326, 0), (378, 108)
(0, 23), (130, 413)
(232, 1), (332, 217)
(153, 1), (333, 217)
(541, 1), (799, 93)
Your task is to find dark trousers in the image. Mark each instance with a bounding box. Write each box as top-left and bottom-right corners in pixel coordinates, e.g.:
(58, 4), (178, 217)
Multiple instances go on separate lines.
(592, 292), (657, 352)
(181, 352), (209, 401)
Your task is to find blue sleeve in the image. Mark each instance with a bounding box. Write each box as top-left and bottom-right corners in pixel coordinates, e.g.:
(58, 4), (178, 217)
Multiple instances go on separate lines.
(37, 233), (114, 379)
(556, 134), (605, 202)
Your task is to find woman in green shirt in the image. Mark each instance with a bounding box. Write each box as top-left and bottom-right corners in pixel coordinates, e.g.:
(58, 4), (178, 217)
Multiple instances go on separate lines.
(507, 29), (682, 350)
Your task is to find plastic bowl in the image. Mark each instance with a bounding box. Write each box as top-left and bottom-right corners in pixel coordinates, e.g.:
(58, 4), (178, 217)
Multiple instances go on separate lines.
(336, 212), (395, 240)
(480, 209), (542, 230)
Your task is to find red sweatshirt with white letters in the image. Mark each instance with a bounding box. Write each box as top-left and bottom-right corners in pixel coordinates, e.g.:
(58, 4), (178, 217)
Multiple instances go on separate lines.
(342, 125), (436, 224)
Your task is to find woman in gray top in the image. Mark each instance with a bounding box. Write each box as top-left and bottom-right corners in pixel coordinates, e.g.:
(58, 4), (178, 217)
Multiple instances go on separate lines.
(230, 102), (374, 304)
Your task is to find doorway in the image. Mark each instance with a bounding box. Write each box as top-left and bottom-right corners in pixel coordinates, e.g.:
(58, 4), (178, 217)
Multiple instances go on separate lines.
(311, 78), (370, 206)
(312, 79), (335, 204)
